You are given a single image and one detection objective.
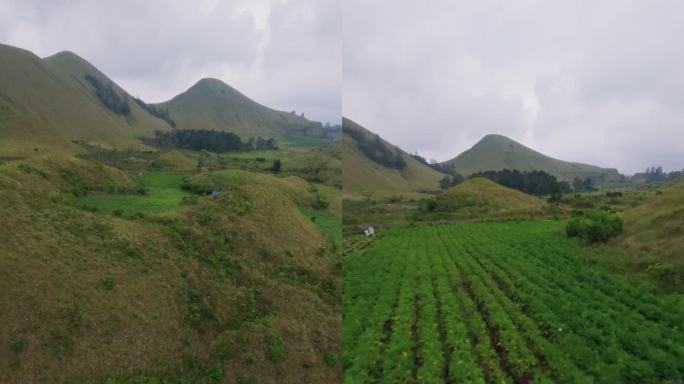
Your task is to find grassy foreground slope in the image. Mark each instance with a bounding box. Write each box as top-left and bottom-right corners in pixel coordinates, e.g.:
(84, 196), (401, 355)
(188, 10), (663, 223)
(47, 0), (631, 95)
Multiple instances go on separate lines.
(442, 134), (619, 181)
(341, 117), (444, 198)
(156, 78), (326, 140)
(615, 177), (684, 281)
(0, 44), (167, 156)
(0, 158), (340, 383)
(435, 177), (551, 220)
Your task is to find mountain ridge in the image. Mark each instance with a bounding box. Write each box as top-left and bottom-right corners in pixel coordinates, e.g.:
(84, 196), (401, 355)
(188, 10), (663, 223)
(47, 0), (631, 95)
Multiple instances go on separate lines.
(342, 117), (445, 197)
(0, 43), (329, 157)
(442, 133), (620, 181)
(156, 77), (326, 140)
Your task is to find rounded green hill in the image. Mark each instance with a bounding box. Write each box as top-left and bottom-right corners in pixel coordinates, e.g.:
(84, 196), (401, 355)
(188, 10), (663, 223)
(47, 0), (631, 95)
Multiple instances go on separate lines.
(435, 177), (550, 219)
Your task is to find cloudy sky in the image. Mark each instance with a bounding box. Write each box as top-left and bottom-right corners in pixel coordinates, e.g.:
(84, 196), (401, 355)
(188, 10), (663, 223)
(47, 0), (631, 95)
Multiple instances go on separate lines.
(0, 0), (340, 124)
(344, 0), (684, 174)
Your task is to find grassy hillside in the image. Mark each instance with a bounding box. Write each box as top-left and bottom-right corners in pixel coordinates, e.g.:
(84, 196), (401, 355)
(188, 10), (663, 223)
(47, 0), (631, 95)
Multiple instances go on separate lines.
(0, 44), (166, 157)
(434, 177), (551, 220)
(0, 158), (340, 383)
(341, 117), (444, 198)
(614, 177), (684, 288)
(443, 134), (620, 182)
(45, 50), (171, 133)
(156, 78), (326, 140)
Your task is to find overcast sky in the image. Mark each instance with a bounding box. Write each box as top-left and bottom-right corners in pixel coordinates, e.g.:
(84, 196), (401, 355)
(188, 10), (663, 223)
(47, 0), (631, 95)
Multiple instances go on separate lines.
(0, 0), (340, 124)
(343, 0), (684, 174)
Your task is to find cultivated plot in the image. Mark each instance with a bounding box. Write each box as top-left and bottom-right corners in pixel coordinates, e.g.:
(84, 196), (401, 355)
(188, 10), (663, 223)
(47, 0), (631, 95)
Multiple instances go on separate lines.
(343, 221), (684, 383)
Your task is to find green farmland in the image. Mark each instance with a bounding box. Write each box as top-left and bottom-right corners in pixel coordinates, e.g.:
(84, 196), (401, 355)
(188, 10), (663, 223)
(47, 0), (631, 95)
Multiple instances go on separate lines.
(76, 172), (192, 216)
(343, 221), (684, 383)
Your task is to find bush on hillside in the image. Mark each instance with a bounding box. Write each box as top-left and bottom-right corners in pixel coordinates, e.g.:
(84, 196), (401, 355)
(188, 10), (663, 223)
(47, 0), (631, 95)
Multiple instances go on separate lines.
(566, 209), (623, 243)
(314, 192), (330, 209)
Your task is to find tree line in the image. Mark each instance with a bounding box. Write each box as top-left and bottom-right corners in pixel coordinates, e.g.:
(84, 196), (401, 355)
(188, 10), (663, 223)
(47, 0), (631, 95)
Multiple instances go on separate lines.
(84, 74), (130, 116)
(133, 98), (176, 127)
(632, 166), (683, 183)
(571, 176), (597, 193)
(153, 129), (277, 152)
(472, 169), (569, 197)
(343, 126), (406, 170)
(438, 174), (465, 189)
(410, 152), (458, 175)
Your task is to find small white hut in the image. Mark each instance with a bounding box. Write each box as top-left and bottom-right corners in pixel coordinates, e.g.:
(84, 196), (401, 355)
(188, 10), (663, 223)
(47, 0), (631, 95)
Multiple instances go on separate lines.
(363, 226), (375, 237)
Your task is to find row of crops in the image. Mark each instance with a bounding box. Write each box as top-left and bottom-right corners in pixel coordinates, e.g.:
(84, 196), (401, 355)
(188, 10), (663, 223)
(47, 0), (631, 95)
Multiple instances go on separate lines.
(342, 221), (684, 383)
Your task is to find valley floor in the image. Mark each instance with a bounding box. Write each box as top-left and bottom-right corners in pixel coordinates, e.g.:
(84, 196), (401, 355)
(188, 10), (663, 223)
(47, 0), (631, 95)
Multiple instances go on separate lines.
(342, 221), (684, 383)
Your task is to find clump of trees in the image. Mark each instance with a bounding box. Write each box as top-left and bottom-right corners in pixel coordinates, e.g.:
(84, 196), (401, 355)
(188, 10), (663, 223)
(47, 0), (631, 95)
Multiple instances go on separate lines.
(153, 129), (277, 152)
(439, 174), (465, 189)
(252, 137), (278, 150)
(133, 98), (176, 127)
(566, 209), (623, 243)
(410, 152), (458, 175)
(84, 74), (130, 115)
(633, 166), (683, 183)
(572, 177), (597, 192)
(473, 169), (566, 196)
(343, 126), (406, 170)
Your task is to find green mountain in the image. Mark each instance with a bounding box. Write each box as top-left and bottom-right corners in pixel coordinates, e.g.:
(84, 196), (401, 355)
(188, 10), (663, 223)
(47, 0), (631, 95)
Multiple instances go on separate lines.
(155, 78), (326, 141)
(442, 133), (620, 181)
(342, 117), (444, 197)
(44, 50), (171, 131)
(0, 44), (168, 156)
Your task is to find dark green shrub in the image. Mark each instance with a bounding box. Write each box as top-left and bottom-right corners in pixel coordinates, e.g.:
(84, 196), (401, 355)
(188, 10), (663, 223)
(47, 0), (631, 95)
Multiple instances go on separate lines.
(323, 352), (338, 366)
(213, 341), (236, 360)
(102, 274), (114, 290)
(264, 331), (284, 361)
(314, 192), (330, 209)
(205, 363), (224, 382)
(316, 246), (326, 257)
(423, 199), (437, 212)
(10, 340), (24, 353)
(566, 210), (623, 243)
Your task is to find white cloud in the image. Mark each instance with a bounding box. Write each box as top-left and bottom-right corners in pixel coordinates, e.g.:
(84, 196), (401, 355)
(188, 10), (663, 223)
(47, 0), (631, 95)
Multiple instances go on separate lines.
(343, 0), (684, 173)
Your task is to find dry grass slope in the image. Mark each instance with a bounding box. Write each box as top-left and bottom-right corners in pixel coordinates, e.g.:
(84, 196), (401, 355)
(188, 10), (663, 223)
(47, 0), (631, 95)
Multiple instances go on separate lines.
(341, 117), (444, 198)
(0, 158), (340, 383)
(0, 44), (167, 157)
(619, 177), (684, 274)
(435, 177), (551, 220)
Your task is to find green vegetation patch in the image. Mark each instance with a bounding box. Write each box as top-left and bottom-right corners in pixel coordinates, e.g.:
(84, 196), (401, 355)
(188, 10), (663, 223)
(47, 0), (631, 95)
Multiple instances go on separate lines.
(343, 221), (684, 383)
(299, 206), (341, 248)
(76, 172), (192, 216)
(566, 209), (624, 243)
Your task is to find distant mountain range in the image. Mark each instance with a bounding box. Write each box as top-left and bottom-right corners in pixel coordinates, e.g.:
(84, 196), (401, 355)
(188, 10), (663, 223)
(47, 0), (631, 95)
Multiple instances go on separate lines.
(0, 43), (326, 157)
(342, 117), (621, 197)
(442, 134), (620, 182)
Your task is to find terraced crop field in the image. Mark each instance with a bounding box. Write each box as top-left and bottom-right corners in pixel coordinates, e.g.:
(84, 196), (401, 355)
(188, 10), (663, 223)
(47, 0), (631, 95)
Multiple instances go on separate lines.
(343, 221), (684, 383)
